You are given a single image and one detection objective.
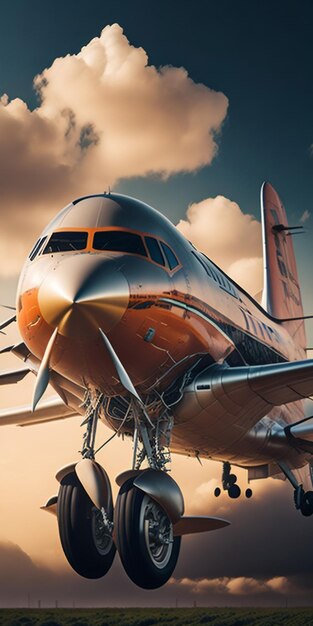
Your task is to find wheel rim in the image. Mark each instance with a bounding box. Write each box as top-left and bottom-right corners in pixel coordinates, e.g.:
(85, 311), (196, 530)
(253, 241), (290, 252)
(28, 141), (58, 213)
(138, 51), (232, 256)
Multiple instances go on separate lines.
(140, 495), (173, 569)
(91, 507), (113, 556)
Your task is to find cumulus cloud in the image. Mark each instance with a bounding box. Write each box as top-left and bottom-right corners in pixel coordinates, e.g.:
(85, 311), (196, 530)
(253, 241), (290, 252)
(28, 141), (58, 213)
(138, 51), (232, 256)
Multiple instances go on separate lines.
(170, 575), (293, 596)
(176, 195), (263, 294)
(0, 23), (228, 276)
(300, 209), (310, 223)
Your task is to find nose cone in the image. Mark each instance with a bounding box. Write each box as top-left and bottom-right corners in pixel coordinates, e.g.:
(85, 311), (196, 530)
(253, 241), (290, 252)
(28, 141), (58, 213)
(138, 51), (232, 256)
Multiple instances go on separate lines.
(38, 255), (129, 336)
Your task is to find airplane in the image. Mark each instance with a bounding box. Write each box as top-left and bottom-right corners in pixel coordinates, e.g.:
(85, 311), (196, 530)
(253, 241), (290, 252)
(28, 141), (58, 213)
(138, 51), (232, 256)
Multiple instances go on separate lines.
(1, 181), (313, 590)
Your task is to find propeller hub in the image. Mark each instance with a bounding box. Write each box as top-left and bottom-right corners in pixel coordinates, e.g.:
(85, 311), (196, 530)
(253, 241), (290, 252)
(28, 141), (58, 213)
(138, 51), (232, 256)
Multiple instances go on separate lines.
(38, 254), (129, 336)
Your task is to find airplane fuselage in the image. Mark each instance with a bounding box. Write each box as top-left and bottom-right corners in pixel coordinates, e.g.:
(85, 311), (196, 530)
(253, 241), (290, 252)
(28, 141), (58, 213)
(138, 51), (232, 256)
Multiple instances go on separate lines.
(16, 193), (309, 472)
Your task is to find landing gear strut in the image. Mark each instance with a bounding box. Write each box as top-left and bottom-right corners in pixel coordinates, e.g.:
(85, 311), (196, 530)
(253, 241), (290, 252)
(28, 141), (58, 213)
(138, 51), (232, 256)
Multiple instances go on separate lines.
(214, 462), (252, 499)
(57, 390), (116, 578)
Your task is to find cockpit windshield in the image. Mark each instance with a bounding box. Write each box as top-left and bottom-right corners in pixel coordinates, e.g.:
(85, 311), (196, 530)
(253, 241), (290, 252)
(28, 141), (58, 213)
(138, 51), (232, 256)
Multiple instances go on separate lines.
(92, 231), (147, 256)
(42, 231), (88, 254)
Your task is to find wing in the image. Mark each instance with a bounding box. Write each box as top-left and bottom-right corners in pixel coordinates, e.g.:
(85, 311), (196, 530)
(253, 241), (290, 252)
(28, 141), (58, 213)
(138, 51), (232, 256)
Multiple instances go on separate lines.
(0, 396), (78, 427)
(0, 340), (84, 426)
(209, 358), (313, 406)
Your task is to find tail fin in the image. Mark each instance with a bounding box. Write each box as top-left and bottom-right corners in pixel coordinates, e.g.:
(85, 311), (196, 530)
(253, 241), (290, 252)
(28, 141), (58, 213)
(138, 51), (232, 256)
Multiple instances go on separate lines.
(261, 182), (306, 349)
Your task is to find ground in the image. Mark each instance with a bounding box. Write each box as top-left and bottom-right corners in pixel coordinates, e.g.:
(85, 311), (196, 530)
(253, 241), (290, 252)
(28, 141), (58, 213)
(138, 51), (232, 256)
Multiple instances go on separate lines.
(0, 608), (313, 626)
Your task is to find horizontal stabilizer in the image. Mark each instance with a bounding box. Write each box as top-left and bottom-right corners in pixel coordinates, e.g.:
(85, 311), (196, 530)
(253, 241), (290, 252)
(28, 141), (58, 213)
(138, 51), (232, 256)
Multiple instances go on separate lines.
(0, 396), (77, 427)
(173, 516), (230, 536)
(0, 368), (30, 385)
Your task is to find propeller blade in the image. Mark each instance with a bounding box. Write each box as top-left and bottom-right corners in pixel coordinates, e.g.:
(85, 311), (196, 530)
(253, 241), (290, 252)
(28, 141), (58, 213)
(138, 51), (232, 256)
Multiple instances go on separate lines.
(32, 327), (58, 411)
(0, 314), (16, 331)
(0, 344), (14, 354)
(99, 328), (143, 404)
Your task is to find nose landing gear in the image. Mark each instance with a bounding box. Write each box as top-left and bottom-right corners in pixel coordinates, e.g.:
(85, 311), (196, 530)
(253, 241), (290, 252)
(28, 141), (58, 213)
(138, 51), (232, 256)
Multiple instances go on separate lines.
(214, 462), (253, 499)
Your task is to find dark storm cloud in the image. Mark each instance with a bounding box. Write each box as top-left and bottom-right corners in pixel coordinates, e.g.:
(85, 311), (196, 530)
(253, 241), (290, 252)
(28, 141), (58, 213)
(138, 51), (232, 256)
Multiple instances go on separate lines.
(1, 478), (313, 608)
(175, 479), (313, 583)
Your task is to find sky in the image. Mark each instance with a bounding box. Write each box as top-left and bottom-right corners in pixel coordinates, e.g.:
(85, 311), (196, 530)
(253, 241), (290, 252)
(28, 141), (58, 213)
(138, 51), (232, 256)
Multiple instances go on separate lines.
(0, 0), (313, 608)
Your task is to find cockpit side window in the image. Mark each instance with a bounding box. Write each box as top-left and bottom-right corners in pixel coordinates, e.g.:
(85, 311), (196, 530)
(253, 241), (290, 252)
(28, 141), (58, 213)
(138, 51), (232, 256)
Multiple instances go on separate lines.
(29, 236), (47, 261)
(160, 242), (179, 270)
(145, 236), (165, 266)
(42, 231), (88, 254)
(93, 231), (147, 256)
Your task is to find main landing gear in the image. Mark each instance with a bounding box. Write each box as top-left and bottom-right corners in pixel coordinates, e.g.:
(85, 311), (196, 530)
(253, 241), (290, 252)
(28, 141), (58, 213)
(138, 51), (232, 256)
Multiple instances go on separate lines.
(57, 392), (116, 579)
(50, 334), (230, 589)
(278, 461), (313, 517)
(57, 471), (116, 578)
(214, 462), (253, 499)
(55, 389), (184, 589)
(114, 477), (181, 589)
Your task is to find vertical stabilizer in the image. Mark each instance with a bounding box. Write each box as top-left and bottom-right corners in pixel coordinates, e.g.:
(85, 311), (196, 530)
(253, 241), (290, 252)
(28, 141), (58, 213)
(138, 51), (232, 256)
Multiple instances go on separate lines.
(261, 182), (306, 349)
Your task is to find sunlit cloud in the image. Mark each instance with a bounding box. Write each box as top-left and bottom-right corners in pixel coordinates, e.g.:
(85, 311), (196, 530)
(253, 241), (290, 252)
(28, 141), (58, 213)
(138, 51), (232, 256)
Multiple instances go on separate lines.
(0, 23), (228, 277)
(176, 195), (263, 294)
(170, 574), (294, 596)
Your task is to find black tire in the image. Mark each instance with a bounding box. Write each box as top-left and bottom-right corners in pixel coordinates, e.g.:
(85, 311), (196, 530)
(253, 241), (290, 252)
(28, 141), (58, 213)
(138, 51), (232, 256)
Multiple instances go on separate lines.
(300, 490), (313, 517)
(228, 484), (241, 499)
(214, 487), (221, 497)
(245, 488), (253, 499)
(114, 479), (181, 589)
(228, 473), (237, 486)
(57, 472), (116, 578)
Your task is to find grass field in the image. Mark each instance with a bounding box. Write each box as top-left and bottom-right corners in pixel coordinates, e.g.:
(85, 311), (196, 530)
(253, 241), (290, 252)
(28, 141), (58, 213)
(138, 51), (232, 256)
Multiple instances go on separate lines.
(0, 608), (312, 626)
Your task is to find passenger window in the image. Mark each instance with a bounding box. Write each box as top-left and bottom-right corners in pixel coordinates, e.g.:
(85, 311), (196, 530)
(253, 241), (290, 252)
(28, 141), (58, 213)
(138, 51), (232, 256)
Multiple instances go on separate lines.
(43, 231), (88, 254)
(263, 324), (272, 341)
(93, 230), (147, 256)
(198, 253), (213, 278)
(250, 317), (257, 335)
(241, 309), (250, 331)
(258, 321), (265, 339)
(29, 236), (47, 261)
(160, 242), (179, 270)
(145, 237), (165, 266)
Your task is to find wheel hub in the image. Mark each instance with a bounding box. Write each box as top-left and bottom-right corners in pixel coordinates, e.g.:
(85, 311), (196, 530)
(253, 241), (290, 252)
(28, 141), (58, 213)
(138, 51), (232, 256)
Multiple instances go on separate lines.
(142, 497), (173, 568)
(91, 507), (113, 555)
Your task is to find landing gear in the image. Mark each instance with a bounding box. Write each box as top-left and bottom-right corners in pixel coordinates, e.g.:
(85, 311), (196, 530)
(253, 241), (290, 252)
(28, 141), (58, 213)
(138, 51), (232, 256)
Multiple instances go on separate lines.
(57, 390), (116, 578)
(300, 491), (313, 517)
(214, 462), (252, 499)
(114, 478), (181, 589)
(294, 484), (313, 517)
(57, 472), (116, 578)
(228, 484), (241, 499)
(278, 461), (313, 517)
